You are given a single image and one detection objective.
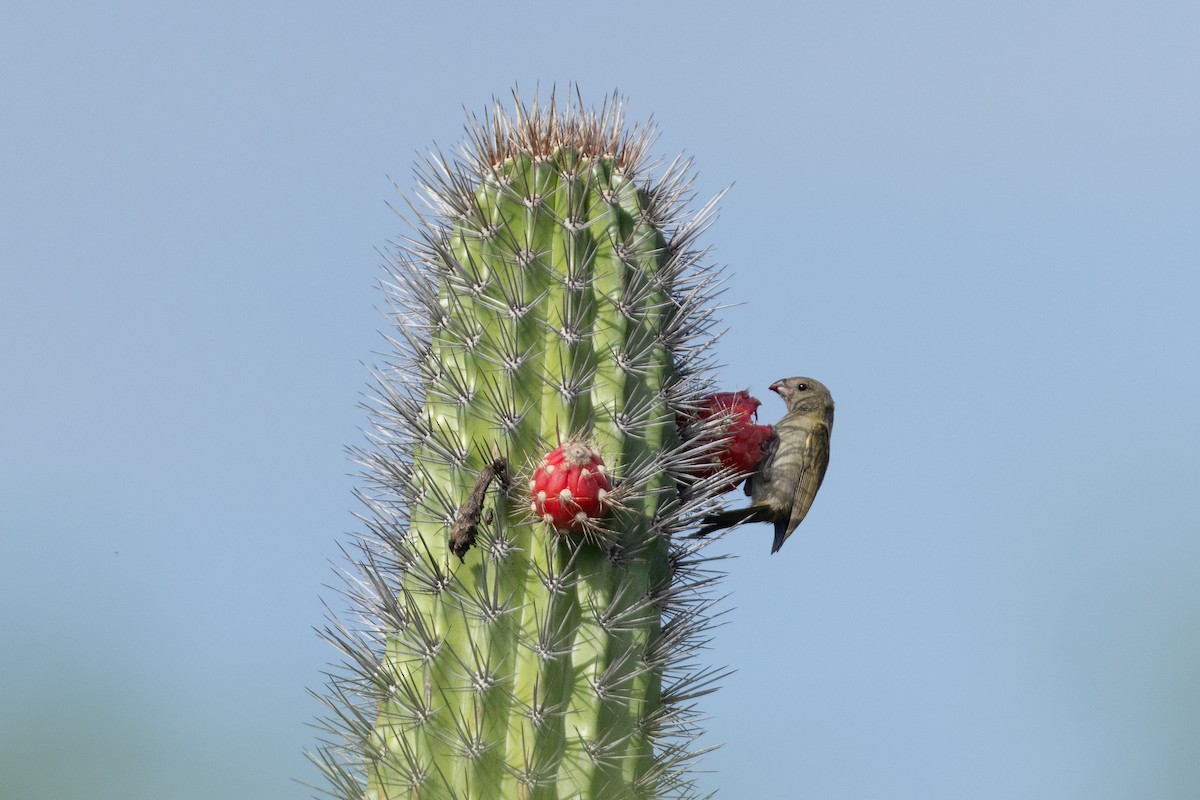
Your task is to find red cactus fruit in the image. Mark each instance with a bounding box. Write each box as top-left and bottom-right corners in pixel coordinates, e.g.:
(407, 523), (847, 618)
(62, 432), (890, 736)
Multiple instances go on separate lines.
(701, 391), (763, 422)
(687, 391), (774, 489)
(530, 441), (613, 532)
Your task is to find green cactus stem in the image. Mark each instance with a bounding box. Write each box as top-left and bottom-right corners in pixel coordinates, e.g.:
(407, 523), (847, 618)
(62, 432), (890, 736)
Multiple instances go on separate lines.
(311, 91), (736, 800)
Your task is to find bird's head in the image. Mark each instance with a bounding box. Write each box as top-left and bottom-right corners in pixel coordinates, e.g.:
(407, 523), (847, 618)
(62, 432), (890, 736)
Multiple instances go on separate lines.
(770, 376), (834, 415)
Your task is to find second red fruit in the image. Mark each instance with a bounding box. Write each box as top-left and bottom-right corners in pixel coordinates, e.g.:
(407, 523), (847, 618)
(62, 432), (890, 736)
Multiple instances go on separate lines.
(690, 391), (774, 489)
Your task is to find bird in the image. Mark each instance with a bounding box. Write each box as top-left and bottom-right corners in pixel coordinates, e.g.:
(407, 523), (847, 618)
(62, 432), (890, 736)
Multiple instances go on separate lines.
(696, 376), (834, 553)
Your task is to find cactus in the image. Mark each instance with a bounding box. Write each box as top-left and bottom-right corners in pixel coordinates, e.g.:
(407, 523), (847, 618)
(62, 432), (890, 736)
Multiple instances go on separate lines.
(311, 91), (736, 800)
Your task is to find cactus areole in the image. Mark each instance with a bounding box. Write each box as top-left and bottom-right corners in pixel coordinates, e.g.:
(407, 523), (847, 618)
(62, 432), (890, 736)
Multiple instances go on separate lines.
(312, 92), (733, 800)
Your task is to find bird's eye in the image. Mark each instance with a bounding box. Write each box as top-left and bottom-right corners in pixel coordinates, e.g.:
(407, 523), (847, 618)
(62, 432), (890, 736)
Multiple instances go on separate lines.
(796, 382), (808, 391)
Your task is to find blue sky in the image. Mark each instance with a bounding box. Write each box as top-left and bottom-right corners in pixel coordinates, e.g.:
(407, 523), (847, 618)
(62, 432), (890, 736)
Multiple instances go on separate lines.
(2, 2), (1198, 798)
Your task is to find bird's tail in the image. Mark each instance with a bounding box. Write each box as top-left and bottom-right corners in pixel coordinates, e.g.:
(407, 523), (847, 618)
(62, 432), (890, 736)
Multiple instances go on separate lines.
(692, 506), (773, 538)
(770, 519), (791, 554)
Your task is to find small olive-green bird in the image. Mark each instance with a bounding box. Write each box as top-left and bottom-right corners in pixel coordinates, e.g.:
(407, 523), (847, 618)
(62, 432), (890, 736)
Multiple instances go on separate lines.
(697, 376), (834, 553)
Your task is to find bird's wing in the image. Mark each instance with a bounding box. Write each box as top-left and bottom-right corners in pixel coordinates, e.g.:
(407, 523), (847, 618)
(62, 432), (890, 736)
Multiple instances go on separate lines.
(745, 429), (779, 497)
(768, 422), (835, 554)
(778, 422), (832, 546)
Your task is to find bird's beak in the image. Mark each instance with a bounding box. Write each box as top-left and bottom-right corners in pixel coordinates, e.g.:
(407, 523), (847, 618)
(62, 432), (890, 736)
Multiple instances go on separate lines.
(769, 381), (782, 395)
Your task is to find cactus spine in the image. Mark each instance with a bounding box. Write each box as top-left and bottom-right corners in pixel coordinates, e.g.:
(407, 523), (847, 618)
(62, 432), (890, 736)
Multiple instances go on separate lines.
(313, 92), (731, 800)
